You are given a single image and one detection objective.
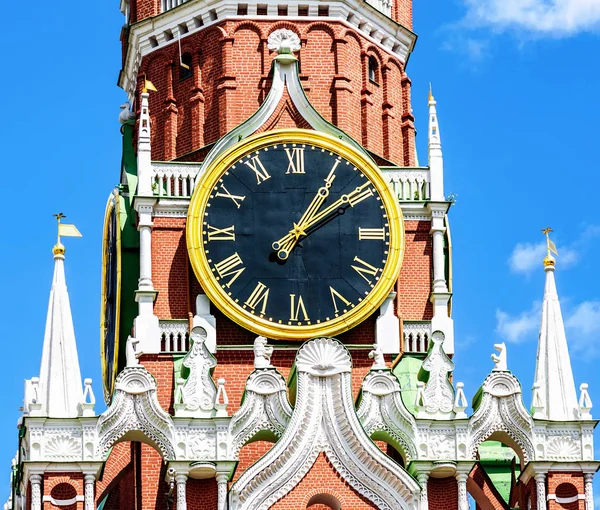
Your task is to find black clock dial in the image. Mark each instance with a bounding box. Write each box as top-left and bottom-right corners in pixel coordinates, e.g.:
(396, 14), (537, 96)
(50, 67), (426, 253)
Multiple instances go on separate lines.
(101, 190), (121, 401)
(201, 142), (390, 329)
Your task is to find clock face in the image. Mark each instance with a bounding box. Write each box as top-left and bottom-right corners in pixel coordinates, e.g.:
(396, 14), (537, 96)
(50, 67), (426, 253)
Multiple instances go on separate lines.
(187, 130), (404, 340)
(100, 190), (121, 402)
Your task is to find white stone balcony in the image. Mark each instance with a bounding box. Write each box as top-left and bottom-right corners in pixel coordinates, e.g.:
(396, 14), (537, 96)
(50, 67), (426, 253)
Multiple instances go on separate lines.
(152, 162), (202, 198)
(402, 321), (431, 353)
(381, 167), (430, 202)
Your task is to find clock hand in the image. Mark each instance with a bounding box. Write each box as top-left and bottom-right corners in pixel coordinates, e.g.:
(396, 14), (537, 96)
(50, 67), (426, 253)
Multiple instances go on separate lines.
(273, 181), (374, 260)
(272, 163), (339, 259)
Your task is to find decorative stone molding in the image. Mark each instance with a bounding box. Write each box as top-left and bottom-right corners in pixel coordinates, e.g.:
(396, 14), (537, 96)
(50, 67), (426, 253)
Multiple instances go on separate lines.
(96, 367), (175, 459)
(267, 29), (301, 54)
(175, 327), (218, 418)
(228, 368), (292, 457)
(468, 371), (534, 462)
(357, 368), (418, 462)
(229, 338), (420, 510)
(417, 331), (455, 419)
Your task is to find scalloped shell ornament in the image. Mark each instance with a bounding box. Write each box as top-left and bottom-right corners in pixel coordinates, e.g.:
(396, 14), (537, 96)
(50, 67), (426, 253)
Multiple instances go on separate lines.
(267, 29), (301, 54)
(296, 338), (352, 376)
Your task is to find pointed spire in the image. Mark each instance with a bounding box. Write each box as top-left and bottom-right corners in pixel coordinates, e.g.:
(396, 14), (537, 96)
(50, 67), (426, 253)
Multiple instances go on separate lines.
(137, 79), (154, 196)
(427, 85), (444, 201)
(37, 220), (84, 418)
(532, 229), (579, 420)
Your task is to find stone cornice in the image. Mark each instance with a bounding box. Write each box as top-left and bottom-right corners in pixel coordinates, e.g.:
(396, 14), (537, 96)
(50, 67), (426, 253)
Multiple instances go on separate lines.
(119, 0), (417, 100)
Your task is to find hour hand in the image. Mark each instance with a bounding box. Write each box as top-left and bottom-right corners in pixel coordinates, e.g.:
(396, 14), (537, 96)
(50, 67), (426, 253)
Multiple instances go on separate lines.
(272, 163), (339, 259)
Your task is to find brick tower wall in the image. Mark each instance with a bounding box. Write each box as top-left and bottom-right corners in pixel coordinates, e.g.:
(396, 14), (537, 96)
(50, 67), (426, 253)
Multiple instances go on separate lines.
(136, 20), (416, 166)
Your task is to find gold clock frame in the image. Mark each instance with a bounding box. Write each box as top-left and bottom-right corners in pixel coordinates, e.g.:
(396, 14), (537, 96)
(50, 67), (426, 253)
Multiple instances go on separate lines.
(100, 190), (122, 401)
(187, 129), (405, 340)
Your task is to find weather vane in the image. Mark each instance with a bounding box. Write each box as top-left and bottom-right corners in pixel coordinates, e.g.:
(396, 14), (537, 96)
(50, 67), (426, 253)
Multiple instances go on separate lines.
(53, 212), (82, 249)
(541, 227), (558, 259)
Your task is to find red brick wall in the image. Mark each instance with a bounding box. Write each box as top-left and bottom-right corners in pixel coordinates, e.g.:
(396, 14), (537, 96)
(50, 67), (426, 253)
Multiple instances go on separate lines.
(397, 220), (433, 321)
(43, 474), (83, 510)
(179, 479), (218, 509)
(271, 452), (377, 509)
(548, 473), (585, 510)
(136, 20), (414, 166)
(428, 477), (458, 510)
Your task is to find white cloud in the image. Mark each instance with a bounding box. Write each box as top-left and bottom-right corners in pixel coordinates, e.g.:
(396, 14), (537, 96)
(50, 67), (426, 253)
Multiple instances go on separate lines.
(495, 302), (541, 343)
(508, 241), (578, 274)
(496, 299), (600, 357)
(460, 0), (600, 37)
(565, 300), (600, 357)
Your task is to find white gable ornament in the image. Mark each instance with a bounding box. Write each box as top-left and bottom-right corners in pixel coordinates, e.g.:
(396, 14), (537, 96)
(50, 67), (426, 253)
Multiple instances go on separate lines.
(229, 338), (420, 510)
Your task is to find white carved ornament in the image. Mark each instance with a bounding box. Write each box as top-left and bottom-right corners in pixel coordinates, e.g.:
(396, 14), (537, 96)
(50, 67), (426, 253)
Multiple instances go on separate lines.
(468, 371), (535, 462)
(417, 331), (455, 418)
(357, 369), (418, 462)
(180, 327), (217, 413)
(267, 29), (301, 54)
(96, 367), (175, 459)
(229, 368), (293, 458)
(229, 338), (420, 510)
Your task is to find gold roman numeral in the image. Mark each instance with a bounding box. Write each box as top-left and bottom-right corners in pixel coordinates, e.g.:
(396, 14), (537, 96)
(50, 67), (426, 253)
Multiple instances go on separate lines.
(214, 253), (245, 287)
(289, 294), (309, 321)
(285, 148), (305, 174)
(348, 187), (374, 206)
(351, 256), (380, 285)
(215, 183), (246, 209)
(206, 224), (235, 241)
(244, 155), (271, 184)
(329, 286), (351, 314)
(358, 227), (385, 241)
(244, 282), (270, 315)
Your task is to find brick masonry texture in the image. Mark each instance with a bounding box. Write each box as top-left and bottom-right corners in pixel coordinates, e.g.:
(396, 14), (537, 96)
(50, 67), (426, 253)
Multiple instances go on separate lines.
(134, 19), (416, 167)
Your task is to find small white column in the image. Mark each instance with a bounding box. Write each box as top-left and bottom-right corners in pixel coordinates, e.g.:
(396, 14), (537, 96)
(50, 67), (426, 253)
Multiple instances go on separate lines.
(216, 473), (228, 510)
(534, 473), (546, 510)
(175, 474), (188, 510)
(30, 474), (42, 510)
(375, 291), (400, 354)
(427, 203), (454, 354)
(456, 473), (469, 510)
(84, 474), (95, 510)
(417, 473), (429, 510)
(584, 473), (594, 510)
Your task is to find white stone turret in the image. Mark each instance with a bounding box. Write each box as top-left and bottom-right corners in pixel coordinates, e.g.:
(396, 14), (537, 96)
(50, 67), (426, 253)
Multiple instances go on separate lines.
(35, 243), (83, 418)
(428, 87), (444, 202)
(532, 253), (579, 420)
(137, 91), (153, 196)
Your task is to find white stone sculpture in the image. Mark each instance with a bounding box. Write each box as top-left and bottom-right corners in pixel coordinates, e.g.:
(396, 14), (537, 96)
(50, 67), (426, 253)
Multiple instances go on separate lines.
(267, 28), (301, 55)
(180, 327), (217, 416)
(369, 344), (387, 369)
(491, 342), (507, 371)
(418, 331), (454, 419)
(126, 336), (139, 367)
(253, 337), (273, 369)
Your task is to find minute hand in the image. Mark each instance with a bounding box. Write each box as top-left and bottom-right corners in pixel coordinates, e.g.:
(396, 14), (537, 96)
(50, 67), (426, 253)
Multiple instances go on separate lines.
(300, 182), (374, 232)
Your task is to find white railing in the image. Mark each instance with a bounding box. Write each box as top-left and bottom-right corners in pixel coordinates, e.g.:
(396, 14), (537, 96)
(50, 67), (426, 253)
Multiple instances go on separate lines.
(162, 0), (189, 11)
(152, 163), (202, 198)
(160, 320), (190, 352)
(403, 321), (431, 353)
(365, 0), (391, 16)
(382, 168), (430, 201)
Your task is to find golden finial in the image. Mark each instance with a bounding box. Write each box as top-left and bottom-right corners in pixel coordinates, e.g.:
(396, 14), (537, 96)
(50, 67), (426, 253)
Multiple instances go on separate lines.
(541, 227), (558, 267)
(428, 83), (434, 102)
(52, 213), (82, 255)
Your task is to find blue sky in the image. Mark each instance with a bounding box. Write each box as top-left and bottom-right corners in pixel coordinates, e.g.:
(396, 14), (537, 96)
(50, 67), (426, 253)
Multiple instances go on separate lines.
(1, 0), (599, 502)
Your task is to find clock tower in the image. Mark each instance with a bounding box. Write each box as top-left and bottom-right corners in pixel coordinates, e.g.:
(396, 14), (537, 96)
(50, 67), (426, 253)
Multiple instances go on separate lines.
(9, 0), (597, 508)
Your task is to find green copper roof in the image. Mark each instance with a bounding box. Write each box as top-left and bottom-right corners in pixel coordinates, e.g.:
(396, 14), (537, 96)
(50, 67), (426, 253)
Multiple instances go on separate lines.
(392, 355), (424, 415)
(478, 441), (520, 505)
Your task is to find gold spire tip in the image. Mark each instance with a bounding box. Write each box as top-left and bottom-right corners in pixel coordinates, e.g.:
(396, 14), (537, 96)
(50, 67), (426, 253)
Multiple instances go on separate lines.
(428, 83), (434, 102)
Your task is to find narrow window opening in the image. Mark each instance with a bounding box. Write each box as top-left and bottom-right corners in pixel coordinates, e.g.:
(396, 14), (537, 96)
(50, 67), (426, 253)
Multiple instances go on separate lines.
(368, 55), (378, 83)
(298, 5), (309, 16)
(257, 4), (268, 15)
(318, 5), (329, 16)
(237, 3), (248, 14)
(278, 5), (288, 15)
(180, 53), (193, 80)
